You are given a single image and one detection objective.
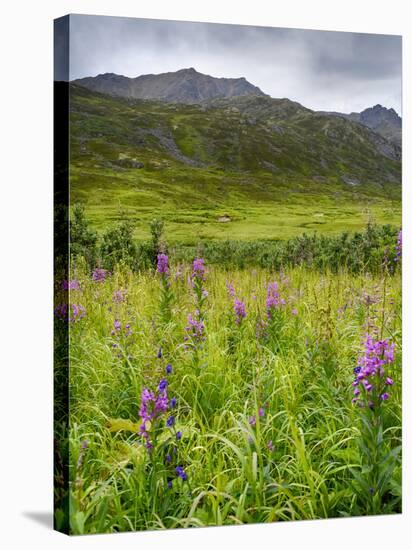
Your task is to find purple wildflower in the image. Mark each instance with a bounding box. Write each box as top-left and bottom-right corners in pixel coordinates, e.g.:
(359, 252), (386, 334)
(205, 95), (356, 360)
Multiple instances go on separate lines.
(170, 397), (177, 408)
(138, 378), (170, 449)
(158, 379), (168, 392)
(266, 282), (286, 318)
(112, 289), (127, 303)
(258, 407), (265, 418)
(395, 229), (402, 261)
(226, 281), (236, 297)
(267, 440), (274, 452)
(92, 268), (108, 282)
(176, 431), (182, 440)
(192, 258), (206, 281)
(157, 254), (169, 275)
(352, 335), (395, 407)
(249, 415), (256, 427)
(166, 364), (172, 374)
(61, 279), (81, 291)
(55, 303), (86, 323)
(166, 416), (175, 427)
(256, 319), (268, 340)
(175, 466), (187, 481)
(234, 299), (246, 325)
(185, 313), (205, 344)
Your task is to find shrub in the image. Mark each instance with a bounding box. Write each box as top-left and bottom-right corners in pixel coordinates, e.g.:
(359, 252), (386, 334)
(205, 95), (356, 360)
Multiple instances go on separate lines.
(70, 203), (98, 267)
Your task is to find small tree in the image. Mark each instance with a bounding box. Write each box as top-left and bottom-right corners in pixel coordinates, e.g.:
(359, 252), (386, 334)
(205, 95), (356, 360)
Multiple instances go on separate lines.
(100, 218), (137, 271)
(149, 218), (165, 267)
(69, 203), (97, 267)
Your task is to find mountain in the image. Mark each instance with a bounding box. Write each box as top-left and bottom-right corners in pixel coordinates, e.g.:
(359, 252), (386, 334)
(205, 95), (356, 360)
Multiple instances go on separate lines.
(72, 68), (267, 104)
(66, 82), (401, 241)
(69, 83), (400, 184)
(318, 104), (402, 147)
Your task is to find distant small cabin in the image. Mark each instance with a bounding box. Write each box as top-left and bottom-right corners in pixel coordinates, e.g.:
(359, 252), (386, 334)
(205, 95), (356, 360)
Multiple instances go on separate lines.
(218, 215), (231, 223)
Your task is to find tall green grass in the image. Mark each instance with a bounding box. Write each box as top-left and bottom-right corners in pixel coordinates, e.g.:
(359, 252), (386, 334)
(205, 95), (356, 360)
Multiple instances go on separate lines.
(56, 263), (401, 534)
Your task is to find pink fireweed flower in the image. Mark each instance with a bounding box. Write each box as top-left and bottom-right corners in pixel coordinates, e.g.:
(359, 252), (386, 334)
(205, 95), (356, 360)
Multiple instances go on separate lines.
(256, 318), (268, 340)
(157, 253), (169, 275)
(184, 313), (205, 344)
(234, 299), (246, 325)
(395, 229), (402, 261)
(191, 258), (206, 281)
(61, 279), (81, 291)
(226, 281), (236, 297)
(92, 268), (109, 282)
(112, 289), (127, 303)
(54, 303), (86, 323)
(266, 282), (286, 318)
(138, 375), (176, 450)
(352, 335), (395, 407)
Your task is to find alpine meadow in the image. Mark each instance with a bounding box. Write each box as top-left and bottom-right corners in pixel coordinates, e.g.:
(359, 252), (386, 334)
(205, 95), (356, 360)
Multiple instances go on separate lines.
(54, 16), (402, 535)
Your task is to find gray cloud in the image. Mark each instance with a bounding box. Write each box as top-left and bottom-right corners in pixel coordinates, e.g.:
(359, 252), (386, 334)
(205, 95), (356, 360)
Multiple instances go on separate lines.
(62, 14), (402, 114)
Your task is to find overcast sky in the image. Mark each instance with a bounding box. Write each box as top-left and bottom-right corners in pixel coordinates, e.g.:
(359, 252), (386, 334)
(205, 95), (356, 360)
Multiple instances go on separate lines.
(57, 14), (402, 114)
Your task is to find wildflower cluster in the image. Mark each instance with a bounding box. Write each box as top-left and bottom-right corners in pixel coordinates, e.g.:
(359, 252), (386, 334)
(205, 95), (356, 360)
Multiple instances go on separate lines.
(138, 358), (188, 486)
(192, 258), (206, 281)
(395, 229), (402, 261)
(92, 268), (109, 282)
(233, 299), (246, 325)
(112, 289), (127, 303)
(226, 280), (236, 297)
(256, 318), (268, 340)
(157, 254), (174, 323)
(61, 279), (81, 291)
(352, 335), (395, 407)
(191, 258), (208, 315)
(184, 311), (206, 347)
(266, 282), (286, 317)
(54, 303), (86, 323)
(139, 382), (169, 450)
(157, 253), (170, 276)
(110, 319), (133, 353)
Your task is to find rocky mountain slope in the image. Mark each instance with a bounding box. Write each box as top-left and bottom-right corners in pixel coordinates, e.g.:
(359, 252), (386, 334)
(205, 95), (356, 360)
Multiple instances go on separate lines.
(69, 83), (400, 184)
(73, 67), (267, 104)
(64, 81), (401, 241)
(319, 104), (401, 146)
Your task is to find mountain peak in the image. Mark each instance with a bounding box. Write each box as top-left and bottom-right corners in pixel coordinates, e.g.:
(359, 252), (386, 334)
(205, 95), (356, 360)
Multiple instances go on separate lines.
(72, 68), (267, 104)
(178, 67), (197, 73)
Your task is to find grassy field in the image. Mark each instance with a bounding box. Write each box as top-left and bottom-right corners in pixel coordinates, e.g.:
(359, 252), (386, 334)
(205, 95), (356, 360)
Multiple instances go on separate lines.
(70, 163), (401, 243)
(68, 85), (401, 243)
(57, 259), (402, 534)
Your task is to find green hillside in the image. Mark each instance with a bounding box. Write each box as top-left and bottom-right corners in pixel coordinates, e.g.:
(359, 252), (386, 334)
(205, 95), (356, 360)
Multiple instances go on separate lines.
(69, 84), (401, 243)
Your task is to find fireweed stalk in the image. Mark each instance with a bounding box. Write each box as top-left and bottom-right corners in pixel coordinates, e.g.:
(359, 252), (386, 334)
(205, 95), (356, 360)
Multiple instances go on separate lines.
(264, 282), (286, 348)
(227, 298), (247, 354)
(138, 358), (188, 492)
(351, 335), (399, 514)
(157, 254), (174, 323)
(110, 318), (134, 360)
(395, 229), (402, 262)
(191, 258), (207, 318)
(184, 258), (208, 368)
